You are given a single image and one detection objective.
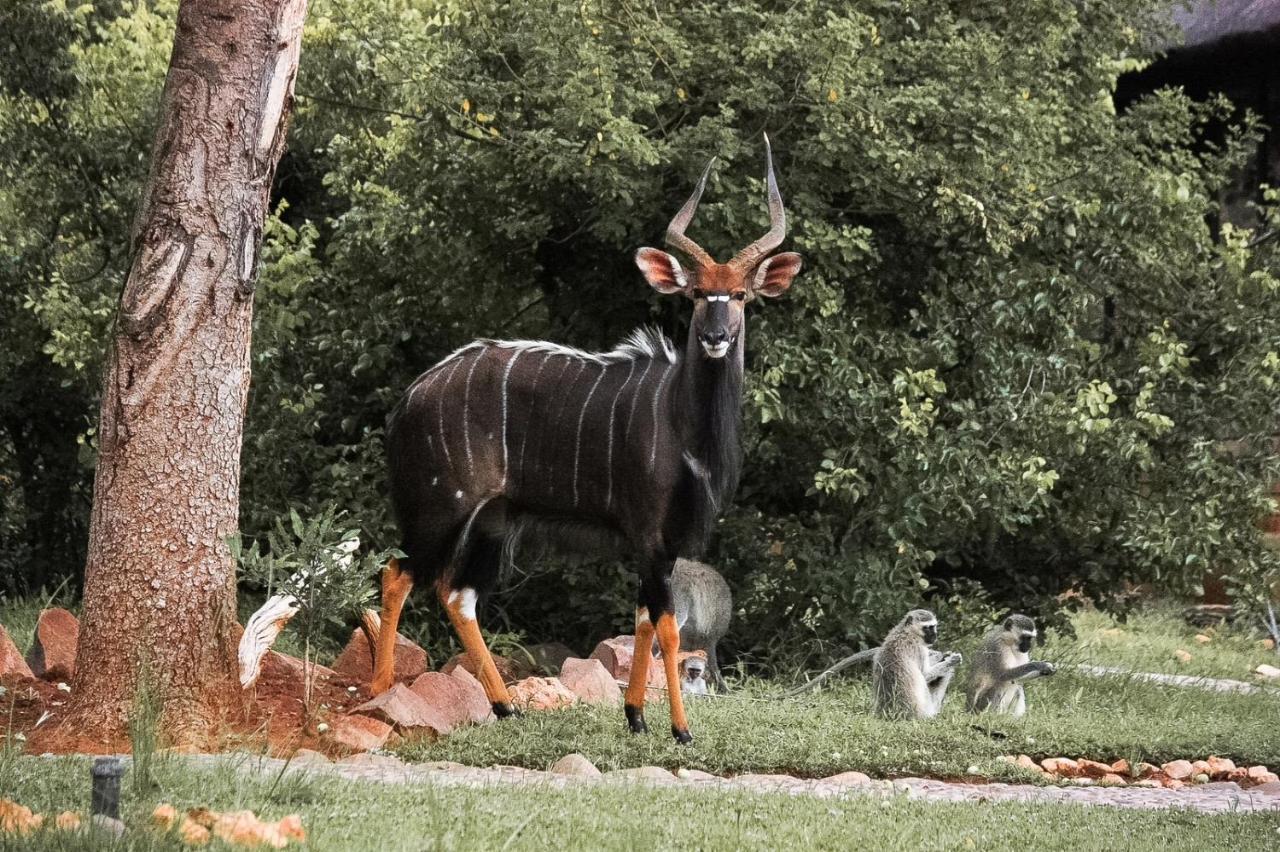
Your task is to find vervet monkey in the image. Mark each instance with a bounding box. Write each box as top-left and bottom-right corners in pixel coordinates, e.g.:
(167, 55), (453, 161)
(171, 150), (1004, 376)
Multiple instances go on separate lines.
(871, 609), (962, 719)
(679, 656), (709, 696)
(966, 614), (1055, 716)
(670, 559), (732, 692)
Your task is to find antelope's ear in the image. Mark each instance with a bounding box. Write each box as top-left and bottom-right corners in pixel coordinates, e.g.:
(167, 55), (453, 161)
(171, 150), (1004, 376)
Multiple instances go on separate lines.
(751, 252), (802, 298)
(635, 247), (688, 295)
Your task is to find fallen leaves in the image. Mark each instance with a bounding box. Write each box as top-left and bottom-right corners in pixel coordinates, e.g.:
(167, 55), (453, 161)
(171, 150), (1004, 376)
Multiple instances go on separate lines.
(1002, 755), (1279, 789)
(153, 804), (306, 848)
(0, 800), (305, 846)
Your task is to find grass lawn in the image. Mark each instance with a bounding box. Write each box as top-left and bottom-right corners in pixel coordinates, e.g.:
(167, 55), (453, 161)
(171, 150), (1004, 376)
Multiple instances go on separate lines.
(399, 665), (1280, 780)
(1044, 604), (1278, 682)
(2, 755), (1278, 851)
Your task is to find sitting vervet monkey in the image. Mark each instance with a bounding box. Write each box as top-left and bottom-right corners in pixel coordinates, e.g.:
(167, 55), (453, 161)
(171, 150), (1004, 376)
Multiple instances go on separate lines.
(965, 614), (1056, 716)
(871, 609), (962, 719)
(679, 656), (709, 697)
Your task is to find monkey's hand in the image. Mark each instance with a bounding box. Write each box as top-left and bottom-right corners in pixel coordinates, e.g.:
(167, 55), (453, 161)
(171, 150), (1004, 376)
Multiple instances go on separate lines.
(944, 651), (963, 669)
(1036, 661), (1056, 677)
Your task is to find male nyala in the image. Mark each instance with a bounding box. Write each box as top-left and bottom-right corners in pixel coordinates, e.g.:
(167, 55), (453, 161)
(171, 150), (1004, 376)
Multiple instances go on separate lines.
(373, 136), (802, 743)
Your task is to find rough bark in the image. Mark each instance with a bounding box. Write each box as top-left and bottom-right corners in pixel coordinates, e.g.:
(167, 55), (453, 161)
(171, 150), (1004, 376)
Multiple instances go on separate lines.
(55, 0), (309, 750)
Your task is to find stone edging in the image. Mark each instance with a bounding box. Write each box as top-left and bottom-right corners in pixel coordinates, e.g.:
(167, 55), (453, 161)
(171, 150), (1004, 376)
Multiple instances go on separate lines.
(163, 753), (1280, 815)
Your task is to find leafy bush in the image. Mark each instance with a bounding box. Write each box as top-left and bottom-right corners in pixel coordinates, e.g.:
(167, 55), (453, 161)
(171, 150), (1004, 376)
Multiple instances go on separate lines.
(2, 0), (1277, 673)
(232, 506), (384, 663)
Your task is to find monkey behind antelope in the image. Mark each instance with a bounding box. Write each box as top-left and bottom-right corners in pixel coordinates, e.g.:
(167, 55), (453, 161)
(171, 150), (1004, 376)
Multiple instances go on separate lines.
(670, 559), (732, 692)
(679, 655), (709, 696)
(871, 609), (962, 719)
(965, 614), (1055, 716)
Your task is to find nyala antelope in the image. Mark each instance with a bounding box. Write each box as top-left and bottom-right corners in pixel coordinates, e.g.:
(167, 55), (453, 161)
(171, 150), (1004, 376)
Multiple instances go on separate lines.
(373, 136), (802, 743)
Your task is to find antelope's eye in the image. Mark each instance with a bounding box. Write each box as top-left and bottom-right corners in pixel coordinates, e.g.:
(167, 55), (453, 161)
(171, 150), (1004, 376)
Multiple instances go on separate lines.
(732, 291), (746, 302)
(691, 287), (705, 300)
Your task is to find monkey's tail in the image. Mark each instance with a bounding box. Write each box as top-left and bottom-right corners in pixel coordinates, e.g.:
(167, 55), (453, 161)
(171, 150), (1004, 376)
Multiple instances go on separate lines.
(785, 647), (879, 696)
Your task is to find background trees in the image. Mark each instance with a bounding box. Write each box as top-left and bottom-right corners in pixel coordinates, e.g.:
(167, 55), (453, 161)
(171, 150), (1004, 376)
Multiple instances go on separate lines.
(2, 0), (1277, 673)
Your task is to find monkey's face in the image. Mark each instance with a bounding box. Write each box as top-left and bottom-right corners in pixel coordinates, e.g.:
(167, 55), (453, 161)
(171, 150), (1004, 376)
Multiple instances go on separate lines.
(1017, 632), (1035, 653)
(920, 623), (938, 645)
(681, 658), (706, 682)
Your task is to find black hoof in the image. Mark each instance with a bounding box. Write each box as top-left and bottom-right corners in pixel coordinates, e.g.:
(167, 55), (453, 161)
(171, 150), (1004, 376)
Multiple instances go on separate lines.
(493, 702), (521, 719)
(625, 704), (648, 734)
(672, 726), (693, 745)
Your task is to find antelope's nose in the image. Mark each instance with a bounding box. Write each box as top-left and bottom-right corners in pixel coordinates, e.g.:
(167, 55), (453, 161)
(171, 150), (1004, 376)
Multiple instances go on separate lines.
(700, 330), (728, 345)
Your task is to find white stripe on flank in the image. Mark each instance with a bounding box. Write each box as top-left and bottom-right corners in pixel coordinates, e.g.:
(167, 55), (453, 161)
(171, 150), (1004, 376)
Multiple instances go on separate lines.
(517, 353), (557, 479)
(546, 361), (585, 497)
(500, 348), (525, 487)
(604, 360), (637, 509)
(624, 358), (654, 440)
(649, 364), (674, 469)
(573, 364), (607, 507)
(436, 356), (466, 469)
(462, 350), (484, 474)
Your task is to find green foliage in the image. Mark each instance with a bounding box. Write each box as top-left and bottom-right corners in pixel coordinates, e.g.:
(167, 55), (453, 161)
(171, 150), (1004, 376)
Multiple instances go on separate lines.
(232, 506), (384, 662)
(1, 1), (1278, 673)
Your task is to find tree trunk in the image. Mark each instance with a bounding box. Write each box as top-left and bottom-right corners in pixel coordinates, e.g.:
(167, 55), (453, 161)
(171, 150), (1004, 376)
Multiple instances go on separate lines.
(55, 0), (309, 750)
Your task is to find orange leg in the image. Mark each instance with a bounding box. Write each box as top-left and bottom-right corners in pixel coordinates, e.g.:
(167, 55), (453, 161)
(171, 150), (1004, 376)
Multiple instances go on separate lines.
(624, 608), (656, 734)
(370, 559), (413, 695)
(655, 612), (692, 743)
(438, 584), (517, 717)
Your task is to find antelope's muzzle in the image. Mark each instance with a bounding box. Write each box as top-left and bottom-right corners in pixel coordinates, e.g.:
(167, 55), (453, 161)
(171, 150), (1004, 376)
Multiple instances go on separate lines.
(698, 330), (733, 359)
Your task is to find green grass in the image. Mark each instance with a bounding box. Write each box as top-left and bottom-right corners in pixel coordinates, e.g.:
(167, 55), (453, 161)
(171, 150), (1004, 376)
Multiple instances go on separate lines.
(2, 755), (1278, 851)
(399, 668), (1280, 780)
(1044, 604), (1278, 682)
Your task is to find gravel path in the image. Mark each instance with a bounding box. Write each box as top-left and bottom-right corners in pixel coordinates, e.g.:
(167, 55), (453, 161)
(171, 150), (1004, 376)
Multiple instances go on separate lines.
(178, 753), (1280, 815)
(1074, 664), (1280, 697)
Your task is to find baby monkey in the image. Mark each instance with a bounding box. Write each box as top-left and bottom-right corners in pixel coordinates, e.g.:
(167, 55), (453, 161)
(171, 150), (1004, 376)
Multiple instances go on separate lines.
(871, 609), (962, 719)
(965, 614), (1056, 716)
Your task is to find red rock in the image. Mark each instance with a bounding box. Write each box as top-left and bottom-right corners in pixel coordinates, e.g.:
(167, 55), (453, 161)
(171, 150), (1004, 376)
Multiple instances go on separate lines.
(257, 651), (335, 701)
(1015, 755), (1043, 773)
(1109, 758), (1130, 775)
(824, 771), (871, 785)
(1099, 773), (1127, 786)
(509, 677), (577, 711)
(328, 714), (392, 751)
(0, 624), (33, 680)
(1190, 759), (1212, 776)
(558, 658), (622, 707)
(523, 642), (577, 674)
(589, 635), (636, 680)
(1161, 759), (1194, 780)
(1245, 765), (1278, 786)
(1227, 767), (1250, 783)
(449, 663), (491, 701)
(332, 628), (428, 685)
(1078, 759), (1113, 778)
(25, 608), (78, 681)
(1205, 755), (1236, 778)
(1040, 758), (1079, 777)
(1135, 761), (1161, 779)
(351, 684), (454, 736)
(441, 652), (528, 685)
(1163, 778), (1185, 790)
(409, 671), (493, 727)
